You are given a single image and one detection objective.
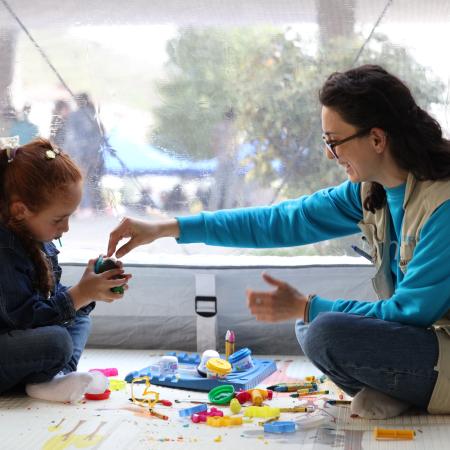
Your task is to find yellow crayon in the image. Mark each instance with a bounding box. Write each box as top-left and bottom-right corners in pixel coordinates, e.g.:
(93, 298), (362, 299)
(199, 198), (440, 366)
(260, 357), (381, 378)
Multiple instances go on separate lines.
(374, 427), (415, 440)
(297, 388), (312, 395)
(225, 330), (232, 360)
(279, 406), (315, 413)
(258, 416), (280, 426)
(298, 389), (329, 396)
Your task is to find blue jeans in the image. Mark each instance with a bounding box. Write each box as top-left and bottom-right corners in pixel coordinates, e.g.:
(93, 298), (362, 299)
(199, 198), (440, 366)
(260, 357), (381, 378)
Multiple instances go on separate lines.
(0, 314), (91, 394)
(295, 312), (439, 408)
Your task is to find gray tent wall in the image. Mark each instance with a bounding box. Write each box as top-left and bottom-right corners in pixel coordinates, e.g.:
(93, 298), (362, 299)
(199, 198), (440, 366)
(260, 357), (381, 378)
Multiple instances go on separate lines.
(62, 263), (375, 354)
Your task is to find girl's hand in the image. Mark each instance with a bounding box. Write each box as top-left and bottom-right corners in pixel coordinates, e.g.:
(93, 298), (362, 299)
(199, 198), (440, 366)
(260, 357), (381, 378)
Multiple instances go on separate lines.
(246, 272), (308, 322)
(69, 259), (132, 309)
(107, 217), (180, 258)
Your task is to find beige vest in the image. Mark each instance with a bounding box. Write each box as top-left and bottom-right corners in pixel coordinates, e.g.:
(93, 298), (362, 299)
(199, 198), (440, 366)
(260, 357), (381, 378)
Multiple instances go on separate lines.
(359, 173), (450, 413)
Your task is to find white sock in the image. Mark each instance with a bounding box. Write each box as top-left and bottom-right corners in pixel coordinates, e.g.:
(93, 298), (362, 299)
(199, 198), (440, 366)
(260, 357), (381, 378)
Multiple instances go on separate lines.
(26, 372), (95, 403)
(350, 387), (411, 419)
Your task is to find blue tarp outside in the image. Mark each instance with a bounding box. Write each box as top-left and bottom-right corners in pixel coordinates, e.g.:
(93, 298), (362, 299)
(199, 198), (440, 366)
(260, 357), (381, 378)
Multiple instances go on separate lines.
(103, 132), (283, 177)
(104, 131), (217, 176)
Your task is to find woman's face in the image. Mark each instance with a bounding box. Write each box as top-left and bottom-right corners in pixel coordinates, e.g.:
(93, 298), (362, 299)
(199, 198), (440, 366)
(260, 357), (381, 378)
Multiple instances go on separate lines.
(321, 106), (380, 183)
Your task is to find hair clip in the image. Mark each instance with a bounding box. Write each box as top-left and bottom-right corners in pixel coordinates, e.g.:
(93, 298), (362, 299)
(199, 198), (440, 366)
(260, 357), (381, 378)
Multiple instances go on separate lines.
(45, 146), (60, 160)
(0, 136), (20, 163)
(45, 150), (56, 160)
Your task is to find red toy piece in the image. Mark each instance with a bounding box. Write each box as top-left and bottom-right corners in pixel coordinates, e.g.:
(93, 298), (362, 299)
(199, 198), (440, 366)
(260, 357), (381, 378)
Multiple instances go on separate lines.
(85, 389), (111, 401)
(236, 389), (273, 405)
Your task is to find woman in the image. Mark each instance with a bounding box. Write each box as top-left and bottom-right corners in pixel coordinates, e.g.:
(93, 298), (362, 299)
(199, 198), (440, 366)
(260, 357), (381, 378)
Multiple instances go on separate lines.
(107, 65), (450, 418)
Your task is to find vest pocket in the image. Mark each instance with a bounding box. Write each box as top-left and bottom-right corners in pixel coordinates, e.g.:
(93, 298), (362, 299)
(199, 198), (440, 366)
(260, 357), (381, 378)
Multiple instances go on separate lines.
(358, 222), (378, 263)
(399, 242), (415, 273)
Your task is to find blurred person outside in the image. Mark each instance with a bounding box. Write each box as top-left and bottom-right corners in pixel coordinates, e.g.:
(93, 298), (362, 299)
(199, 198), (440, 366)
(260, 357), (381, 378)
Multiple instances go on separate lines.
(50, 100), (71, 148)
(0, 106), (16, 137)
(9, 104), (39, 145)
(161, 184), (188, 212)
(65, 93), (105, 216)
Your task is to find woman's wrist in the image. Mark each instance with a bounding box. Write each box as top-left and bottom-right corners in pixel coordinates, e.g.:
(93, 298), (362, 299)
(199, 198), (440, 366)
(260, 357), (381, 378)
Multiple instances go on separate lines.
(159, 219), (180, 239)
(303, 294), (316, 323)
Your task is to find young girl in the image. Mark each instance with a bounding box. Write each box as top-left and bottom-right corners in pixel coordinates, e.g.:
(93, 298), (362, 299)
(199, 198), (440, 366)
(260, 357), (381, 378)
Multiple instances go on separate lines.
(0, 138), (130, 402)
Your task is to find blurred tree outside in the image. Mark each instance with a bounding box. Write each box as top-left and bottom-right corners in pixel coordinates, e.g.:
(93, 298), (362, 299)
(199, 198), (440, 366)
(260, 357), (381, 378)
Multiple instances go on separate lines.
(151, 25), (445, 256)
(152, 28), (444, 199)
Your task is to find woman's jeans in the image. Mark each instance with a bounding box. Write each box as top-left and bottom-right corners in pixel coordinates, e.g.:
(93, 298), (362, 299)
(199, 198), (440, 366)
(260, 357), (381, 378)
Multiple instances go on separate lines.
(295, 312), (439, 408)
(0, 313), (91, 393)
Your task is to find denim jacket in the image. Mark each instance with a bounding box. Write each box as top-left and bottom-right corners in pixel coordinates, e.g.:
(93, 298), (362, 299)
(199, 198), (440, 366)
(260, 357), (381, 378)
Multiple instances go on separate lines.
(0, 222), (94, 332)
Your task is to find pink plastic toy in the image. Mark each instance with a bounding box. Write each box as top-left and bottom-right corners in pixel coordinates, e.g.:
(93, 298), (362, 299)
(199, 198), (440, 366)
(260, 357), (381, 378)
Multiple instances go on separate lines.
(89, 368), (119, 377)
(191, 407), (224, 423)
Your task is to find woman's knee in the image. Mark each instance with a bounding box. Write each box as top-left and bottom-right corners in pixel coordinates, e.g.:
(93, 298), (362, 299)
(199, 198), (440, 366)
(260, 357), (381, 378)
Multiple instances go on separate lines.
(294, 319), (309, 353)
(302, 312), (355, 361)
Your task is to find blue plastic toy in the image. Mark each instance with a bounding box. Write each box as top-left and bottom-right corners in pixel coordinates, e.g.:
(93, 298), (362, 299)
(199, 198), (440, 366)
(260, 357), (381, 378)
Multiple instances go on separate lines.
(264, 421), (297, 434)
(178, 403), (208, 417)
(124, 351), (277, 392)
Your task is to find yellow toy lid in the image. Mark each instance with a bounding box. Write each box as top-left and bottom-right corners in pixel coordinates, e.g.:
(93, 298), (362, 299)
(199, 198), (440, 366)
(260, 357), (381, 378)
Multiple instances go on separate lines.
(206, 358), (232, 375)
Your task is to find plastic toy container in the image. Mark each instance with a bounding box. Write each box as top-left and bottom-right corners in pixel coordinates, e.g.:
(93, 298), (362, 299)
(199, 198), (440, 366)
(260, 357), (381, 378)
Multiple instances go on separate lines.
(205, 358), (232, 379)
(197, 350), (220, 377)
(228, 348), (254, 372)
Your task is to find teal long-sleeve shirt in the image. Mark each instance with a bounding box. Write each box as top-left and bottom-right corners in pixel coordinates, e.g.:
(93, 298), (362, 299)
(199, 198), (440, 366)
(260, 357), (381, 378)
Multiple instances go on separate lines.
(177, 181), (450, 328)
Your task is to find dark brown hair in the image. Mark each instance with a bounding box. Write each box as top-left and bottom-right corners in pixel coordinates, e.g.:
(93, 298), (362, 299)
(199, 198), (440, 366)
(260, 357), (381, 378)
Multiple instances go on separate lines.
(0, 138), (82, 295)
(319, 64), (450, 212)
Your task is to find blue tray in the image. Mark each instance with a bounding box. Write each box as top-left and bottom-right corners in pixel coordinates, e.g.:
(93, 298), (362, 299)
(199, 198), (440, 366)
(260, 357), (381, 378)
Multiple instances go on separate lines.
(124, 352), (277, 391)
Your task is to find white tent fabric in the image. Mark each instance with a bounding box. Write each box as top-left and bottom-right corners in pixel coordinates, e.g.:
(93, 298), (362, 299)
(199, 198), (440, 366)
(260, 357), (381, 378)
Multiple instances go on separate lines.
(62, 263), (376, 354)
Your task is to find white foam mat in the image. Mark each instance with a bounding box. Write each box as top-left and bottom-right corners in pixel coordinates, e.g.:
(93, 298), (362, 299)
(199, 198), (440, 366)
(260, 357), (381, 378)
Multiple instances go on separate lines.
(1, 349), (449, 449)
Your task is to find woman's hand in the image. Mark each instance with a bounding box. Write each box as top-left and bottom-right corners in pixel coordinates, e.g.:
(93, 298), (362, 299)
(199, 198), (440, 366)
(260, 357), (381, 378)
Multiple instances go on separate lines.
(107, 217), (180, 258)
(246, 272), (308, 322)
(69, 259), (132, 309)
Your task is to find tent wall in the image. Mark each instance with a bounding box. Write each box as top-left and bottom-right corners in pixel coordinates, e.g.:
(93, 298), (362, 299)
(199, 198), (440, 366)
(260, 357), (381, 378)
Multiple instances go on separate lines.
(62, 263), (376, 354)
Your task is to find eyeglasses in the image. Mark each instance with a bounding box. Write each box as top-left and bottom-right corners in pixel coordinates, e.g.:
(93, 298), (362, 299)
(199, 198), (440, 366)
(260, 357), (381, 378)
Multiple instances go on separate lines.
(322, 128), (371, 159)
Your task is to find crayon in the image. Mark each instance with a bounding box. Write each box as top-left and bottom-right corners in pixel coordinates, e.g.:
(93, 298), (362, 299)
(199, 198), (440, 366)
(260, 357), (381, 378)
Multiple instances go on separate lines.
(225, 330), (232, 360)
(229, 330), (235, 356)
(327, 400), (351, 405)
(297, 388), (314, 395)
(258, 416), (280, 426)
(267, 382), (317, 392)
(290, 390), (329, 398)
(279, 406), (315, 413)
(149, 409), (169, 421)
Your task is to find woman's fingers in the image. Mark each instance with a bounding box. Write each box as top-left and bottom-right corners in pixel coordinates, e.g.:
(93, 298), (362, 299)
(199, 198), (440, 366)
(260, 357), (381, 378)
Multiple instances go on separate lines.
(107, 218), (132, 257)
(261, 271), (287, 288)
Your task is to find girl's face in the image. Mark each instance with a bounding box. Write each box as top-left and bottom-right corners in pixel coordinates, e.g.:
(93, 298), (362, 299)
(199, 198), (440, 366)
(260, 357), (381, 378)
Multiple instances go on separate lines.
(20, 181), (82, 242)
(321, 106), (382, 183)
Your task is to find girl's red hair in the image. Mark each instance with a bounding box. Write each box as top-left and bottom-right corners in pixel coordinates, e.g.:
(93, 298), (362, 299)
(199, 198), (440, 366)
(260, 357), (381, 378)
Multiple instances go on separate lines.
(0, 138), (82, 295)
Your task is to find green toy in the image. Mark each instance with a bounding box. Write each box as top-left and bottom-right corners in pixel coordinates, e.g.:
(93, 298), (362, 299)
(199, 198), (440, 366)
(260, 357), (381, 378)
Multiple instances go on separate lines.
(94, 255), (125, 294)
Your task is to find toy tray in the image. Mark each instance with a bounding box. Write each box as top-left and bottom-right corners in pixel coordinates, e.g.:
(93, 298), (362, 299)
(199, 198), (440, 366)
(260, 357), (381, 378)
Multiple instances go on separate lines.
(124, 352), (277, 391)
